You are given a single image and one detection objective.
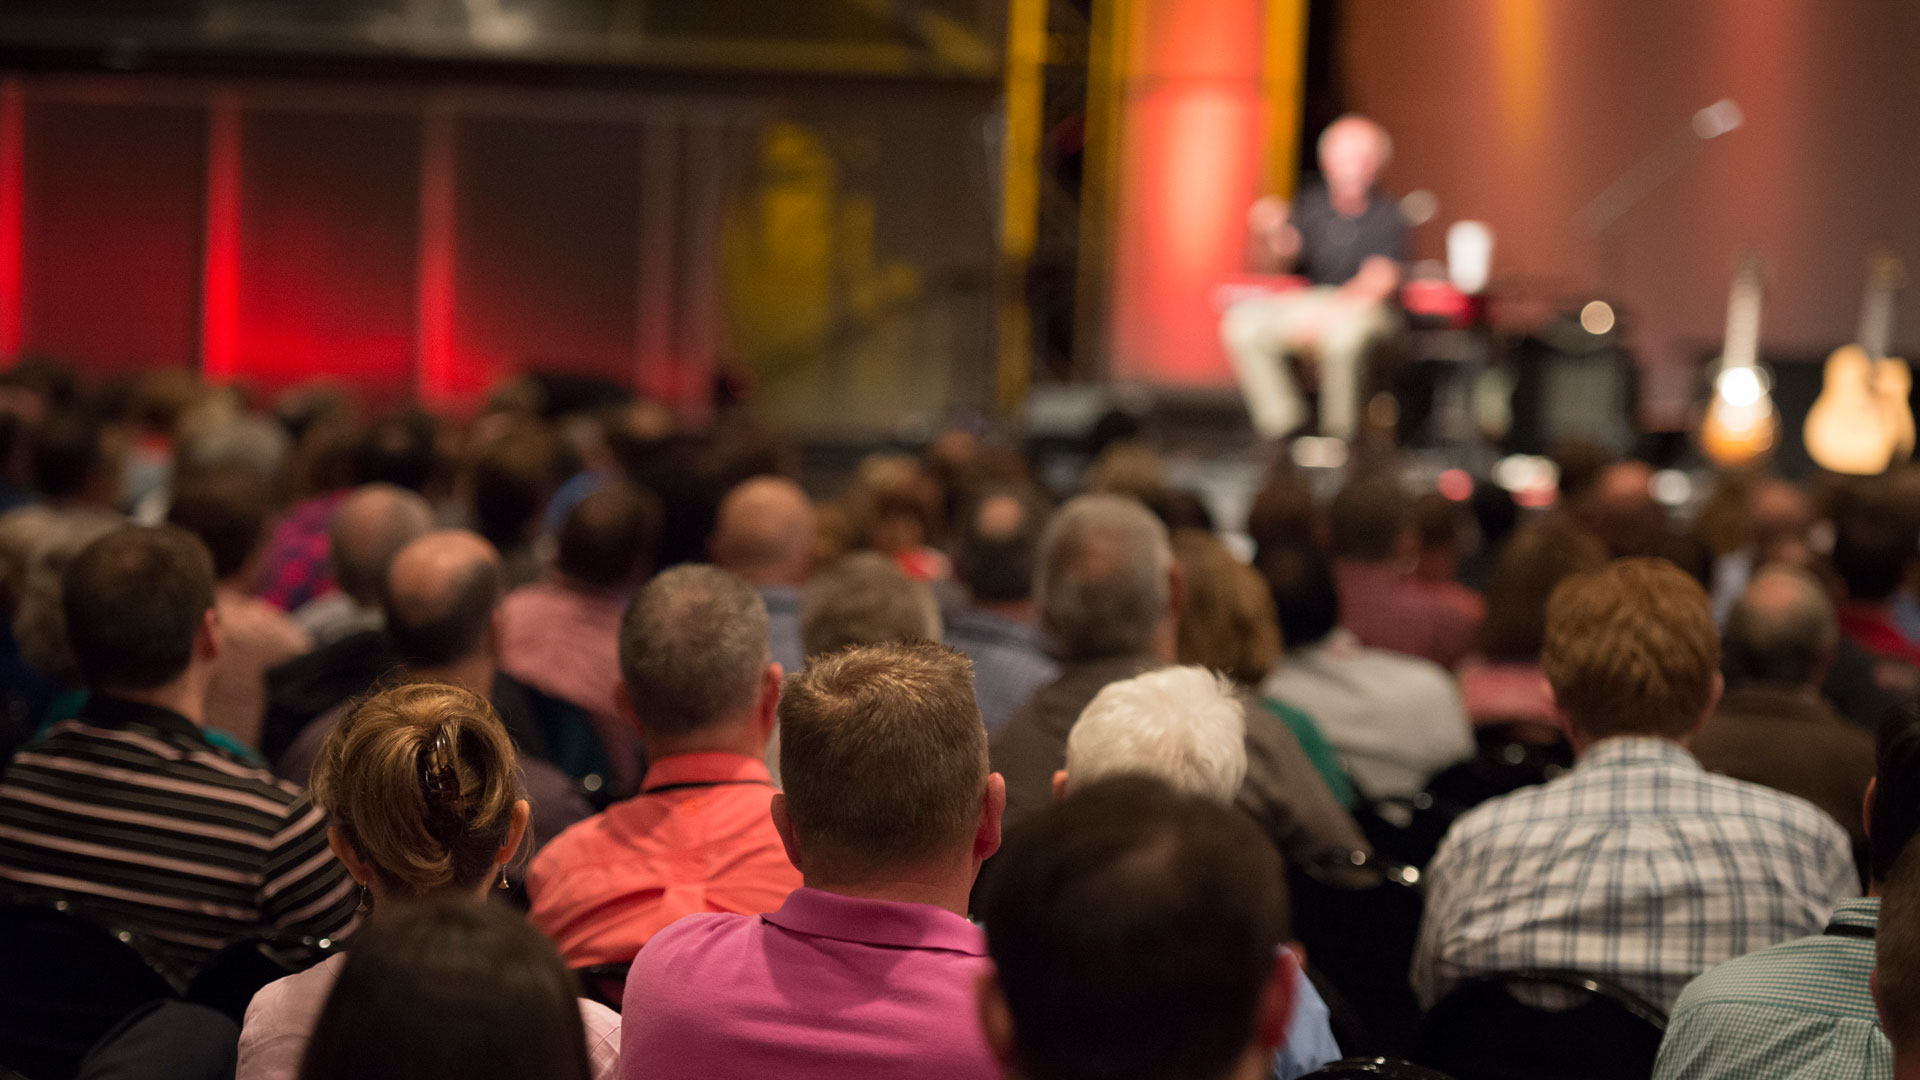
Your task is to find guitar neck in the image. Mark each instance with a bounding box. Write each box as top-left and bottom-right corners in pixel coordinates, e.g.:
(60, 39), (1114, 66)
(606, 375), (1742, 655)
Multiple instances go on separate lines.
(1859, 278), (1901, 360)
(1722, 262), (1764, 370)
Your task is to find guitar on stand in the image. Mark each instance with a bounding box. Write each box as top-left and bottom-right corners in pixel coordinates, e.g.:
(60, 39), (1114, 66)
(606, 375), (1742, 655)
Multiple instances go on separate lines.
(1699, 254), (1778, 469)
(1804, 253), (1913, 475)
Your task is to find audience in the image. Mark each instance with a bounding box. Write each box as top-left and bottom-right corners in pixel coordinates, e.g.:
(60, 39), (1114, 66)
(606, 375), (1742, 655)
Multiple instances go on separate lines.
(946, 490), (1058, 736)
(1653, 699), (1920, 1080)
(296, 897), (595, 1080)
(1327, 473), (1480, 669)
(499, 483), (661, 792)
(239, 681), (620, 1080)
(167, 463), (313, 749)
(1413, 558), (1857, 1012)
(466, 419), (563, 588)
(1876, 845), (1920, 1080)
(1691, 566), (1875, 860)
(527, 566), (799, 969)
(1171, 528), (1281, 687)
(1832, 486), (1920, 668)
(1259, 545), (1471, 804)
(621, 642), (1002, 1080)
(799, 550), (941, 660)
(992, 495), (1365, 866)
(1457, 517), (1608, 738)
(979, 777), (1297, 1080)
(708, 475), (817, 677)
(0, 525), (358, 977)
(291, 483), (434, 648)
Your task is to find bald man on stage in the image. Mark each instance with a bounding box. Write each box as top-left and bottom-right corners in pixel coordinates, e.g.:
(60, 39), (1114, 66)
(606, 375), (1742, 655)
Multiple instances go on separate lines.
(1221, 114), (1406, 442)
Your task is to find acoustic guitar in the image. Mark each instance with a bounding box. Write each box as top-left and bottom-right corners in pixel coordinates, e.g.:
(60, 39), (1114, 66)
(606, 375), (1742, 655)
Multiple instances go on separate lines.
(1804, 253), (1912, 475)
(1700, 255), (1778, 468)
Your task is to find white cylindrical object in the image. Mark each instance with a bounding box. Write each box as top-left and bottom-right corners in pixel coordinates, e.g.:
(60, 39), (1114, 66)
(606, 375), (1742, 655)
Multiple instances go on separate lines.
(1447, 220), (1494, 294)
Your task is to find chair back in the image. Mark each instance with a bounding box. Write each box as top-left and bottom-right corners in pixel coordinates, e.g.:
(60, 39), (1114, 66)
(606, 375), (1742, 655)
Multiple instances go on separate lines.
(574, 963), (631, 1011)
(0, 899), (179, 1080)
(1287, 851), (1426, 1056)
(186, 934), (342, 1022)
(1304, 1057), (1458, 1080)
(1414, 970), (1666, 1080)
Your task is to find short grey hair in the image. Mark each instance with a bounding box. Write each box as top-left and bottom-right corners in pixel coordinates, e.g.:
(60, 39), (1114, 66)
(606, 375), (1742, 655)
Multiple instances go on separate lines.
(800, 551), (941, 660)
(1065, 666), (1247, 804)
(1723, 566), (1839, 687)
(619, 565), (770, 736)
(1037, 495), (1172, 661)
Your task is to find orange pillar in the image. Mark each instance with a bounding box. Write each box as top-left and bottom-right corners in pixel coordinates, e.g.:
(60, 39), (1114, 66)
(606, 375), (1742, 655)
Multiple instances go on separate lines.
(1104, 0), (1301, 386)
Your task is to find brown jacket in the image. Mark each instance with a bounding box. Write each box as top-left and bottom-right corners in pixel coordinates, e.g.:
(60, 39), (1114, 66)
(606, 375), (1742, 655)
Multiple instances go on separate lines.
(989, 653), (1367, 866)
(1691, 684), (1874, 859)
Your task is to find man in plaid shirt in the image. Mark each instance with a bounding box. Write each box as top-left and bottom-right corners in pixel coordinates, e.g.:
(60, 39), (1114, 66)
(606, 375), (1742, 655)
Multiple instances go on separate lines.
(1412, 558), (1858, 1014)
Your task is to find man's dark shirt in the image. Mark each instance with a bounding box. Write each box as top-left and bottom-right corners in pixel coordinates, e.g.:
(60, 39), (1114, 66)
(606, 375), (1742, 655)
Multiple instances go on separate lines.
(1291, 181), (1407, 287)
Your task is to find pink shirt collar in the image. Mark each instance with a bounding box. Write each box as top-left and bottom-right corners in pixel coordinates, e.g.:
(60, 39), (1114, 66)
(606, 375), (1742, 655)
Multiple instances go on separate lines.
(761, 887), (986, 956)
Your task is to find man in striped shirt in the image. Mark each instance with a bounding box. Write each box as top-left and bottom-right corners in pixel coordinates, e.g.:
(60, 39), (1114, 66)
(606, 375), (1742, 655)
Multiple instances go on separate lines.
(0, 525), (358, 978)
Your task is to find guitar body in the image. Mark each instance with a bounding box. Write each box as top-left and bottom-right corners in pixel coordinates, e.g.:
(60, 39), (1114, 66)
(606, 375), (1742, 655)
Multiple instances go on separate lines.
(1874, 356), (1915, 461)
(1807, 345), (1903, 475)
(1700, 382), (1780, 468)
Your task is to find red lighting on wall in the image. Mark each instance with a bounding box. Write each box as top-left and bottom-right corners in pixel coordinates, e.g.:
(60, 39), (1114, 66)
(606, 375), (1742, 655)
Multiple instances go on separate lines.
(0, 79), (24, 360)
(200, 93), (243, 383)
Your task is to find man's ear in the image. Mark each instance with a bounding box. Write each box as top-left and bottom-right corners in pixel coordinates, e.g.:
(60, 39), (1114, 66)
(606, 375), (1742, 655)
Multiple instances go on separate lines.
(198, 607), (222, 665)
(1865, 777), (1878, 861)
(976, 969), (1018, 1068)
(770, 793), (802, 871)
(976, 773), (1007, 862)
(327, 825), (375, 887)
(1254, 948), (1300, 1052)
(757, 662), (783, 741)
(1683, 671), (1726, 743)
(1051, 769), (1070, 803)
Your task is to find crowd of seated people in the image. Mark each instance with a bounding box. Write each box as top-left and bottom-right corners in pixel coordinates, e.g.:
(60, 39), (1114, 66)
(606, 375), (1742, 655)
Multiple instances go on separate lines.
(5, 360), (1920, 1080)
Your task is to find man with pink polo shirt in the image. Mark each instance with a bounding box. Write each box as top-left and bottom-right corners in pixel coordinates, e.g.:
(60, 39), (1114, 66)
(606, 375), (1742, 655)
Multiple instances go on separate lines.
(621, 641), (1006, 1080)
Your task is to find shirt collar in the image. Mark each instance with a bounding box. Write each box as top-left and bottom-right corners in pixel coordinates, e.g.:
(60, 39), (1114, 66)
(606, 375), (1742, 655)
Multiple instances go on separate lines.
(761, 887), (986, 956)
(82, 695), (205, 741)
(639, 752), (775, 794)
(1829, 897), (1880, 934)
(1575, 735), (1699, 773)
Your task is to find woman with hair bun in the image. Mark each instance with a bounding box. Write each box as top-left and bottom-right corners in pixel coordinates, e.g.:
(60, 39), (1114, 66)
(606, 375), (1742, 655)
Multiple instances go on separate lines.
(238, 682), (620, 1080)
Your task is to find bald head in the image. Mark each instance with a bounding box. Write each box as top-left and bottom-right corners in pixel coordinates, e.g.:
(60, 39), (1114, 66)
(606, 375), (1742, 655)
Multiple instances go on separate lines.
(710, 476), (817, 587)
(382, 530), (504, 668)
(1724, 567), (1838, 688)
(331, 484), (434, 606)
(1317, 114), (1391, 201)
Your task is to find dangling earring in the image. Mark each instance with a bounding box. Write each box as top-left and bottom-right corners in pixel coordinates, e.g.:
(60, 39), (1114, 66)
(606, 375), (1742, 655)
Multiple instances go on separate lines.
(356, 880), (372, 915)
(498, 866), (510, 891)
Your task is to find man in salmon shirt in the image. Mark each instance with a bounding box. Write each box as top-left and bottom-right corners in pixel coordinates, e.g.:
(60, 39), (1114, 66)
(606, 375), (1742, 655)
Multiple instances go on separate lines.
(620, 641), (1005, 1080)
(527, 565), (801, 969)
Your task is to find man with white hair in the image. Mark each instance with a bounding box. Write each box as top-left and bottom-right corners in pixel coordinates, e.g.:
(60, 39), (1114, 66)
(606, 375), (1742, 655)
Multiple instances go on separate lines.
(991, 494), (1364, 866)
(1221, 114), (1405, 441)
(1047, 665), (1342, 1080)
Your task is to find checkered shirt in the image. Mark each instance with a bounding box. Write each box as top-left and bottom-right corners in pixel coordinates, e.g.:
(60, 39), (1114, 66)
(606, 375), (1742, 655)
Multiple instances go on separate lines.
(1652, 898), (1887, 1080)
(1412, 736), (1858, 1014)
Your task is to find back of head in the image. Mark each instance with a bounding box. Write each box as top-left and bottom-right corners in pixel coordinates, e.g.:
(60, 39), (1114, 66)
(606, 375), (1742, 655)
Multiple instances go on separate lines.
(1083, 441), (1170, 507)
(799, 551), (940, 660)
(619, 565), (769, 737)
(1871, 703), (1920, 886)
(331, 484), (435, 607)
(299, 896), (588, 1080)
(556, 483), (661, 593)
(1723, 567), (1839, 688)
(1245, 471), (1316, 561)
(955, 490), (1045, 605)
(1478, 518), (1609, 662)
(1257, 544), (1340, 652)
(382, 531), (505, 669)
(351, 410), (439, 493)
(29, 411), (102, 501)
(62, 526), (215, 693)
(14, 513), (123, 681)
(167, 463), (270, 581)
(1832, 485), (1918, 603)
(470, 422), (561, 550)
(310, 682), (524, 896)
(1037, 495), (1173, 662)
(1880, 846), (1920, 1057)
(778, 642), (985, 879)
(981, 776), (1287, 1080)
(1066, 666), (1247, 804)
(1541, 557), (1719, 741)
(710, 475), (817, 585)
(1328, 474), (1412, 563)
(1171, 529), (1280, 686)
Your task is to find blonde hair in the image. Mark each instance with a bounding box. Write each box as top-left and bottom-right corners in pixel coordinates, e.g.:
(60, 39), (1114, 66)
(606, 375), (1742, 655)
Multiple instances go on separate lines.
(310, 682), (524, 896)
(1171, 529), (1281, 686)
(1541, 558), (1720, 740)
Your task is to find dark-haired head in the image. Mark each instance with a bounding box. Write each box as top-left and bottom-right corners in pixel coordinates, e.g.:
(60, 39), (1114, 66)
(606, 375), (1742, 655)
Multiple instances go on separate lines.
(297, 896), (588, 1080)
(1257, 545), (1339, 652)
(167, 463), (271, 582)
(63, 526), (217, 694)
(556, 483), (661, 594)
(979, 776), (1292, 1080)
